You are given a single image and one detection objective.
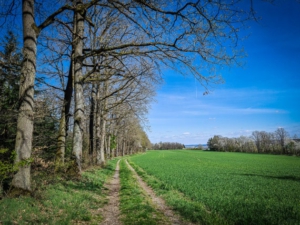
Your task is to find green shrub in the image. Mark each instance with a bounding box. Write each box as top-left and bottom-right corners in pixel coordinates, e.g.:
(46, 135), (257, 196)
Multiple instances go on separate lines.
(0, 148), (16, 195)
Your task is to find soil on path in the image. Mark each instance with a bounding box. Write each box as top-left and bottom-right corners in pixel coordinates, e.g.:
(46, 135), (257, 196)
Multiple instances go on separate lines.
(125, 160), (195, 225)
(100, 160), (122, 225)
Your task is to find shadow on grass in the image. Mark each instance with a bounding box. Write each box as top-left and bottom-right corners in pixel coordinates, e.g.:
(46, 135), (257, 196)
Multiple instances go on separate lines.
(238, 174), (300, 182)
(63, 179), (104, 193)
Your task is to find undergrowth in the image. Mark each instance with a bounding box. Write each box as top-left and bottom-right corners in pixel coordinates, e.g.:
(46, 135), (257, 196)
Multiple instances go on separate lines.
(0, 159), (118, 225)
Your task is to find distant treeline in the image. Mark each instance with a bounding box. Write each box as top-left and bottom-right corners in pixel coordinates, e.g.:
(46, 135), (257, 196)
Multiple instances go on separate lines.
(185, 145), (205, 150)
(152, 142), (185, 150)
(207, 128), (300, 155)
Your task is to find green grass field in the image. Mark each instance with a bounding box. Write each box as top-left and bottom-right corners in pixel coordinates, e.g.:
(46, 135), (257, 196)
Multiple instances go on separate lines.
(129, 150), (300, 225)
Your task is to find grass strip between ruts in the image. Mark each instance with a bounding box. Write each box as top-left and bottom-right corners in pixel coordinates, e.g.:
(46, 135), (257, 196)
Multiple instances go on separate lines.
(119, 159), (168, 225)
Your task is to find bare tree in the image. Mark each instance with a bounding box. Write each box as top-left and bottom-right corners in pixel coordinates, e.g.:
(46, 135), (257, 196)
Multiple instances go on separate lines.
(208, 128), (291, 154)
(12, 0), (39, 192)
(5, 0), (75, 192)
(252, 131), (262, 153)
(275, 128), (289, 154)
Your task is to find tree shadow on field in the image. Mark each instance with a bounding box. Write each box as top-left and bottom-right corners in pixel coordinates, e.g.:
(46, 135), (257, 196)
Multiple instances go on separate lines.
(238, 173), (300, 182)
(64, 179), (104, 193)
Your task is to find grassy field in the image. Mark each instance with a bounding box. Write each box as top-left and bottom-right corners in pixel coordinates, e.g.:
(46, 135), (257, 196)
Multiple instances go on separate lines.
(129, 150), (300, 225)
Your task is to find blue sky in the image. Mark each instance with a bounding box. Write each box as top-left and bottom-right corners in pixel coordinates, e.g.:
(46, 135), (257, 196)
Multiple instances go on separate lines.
(147, 1), (300, 145)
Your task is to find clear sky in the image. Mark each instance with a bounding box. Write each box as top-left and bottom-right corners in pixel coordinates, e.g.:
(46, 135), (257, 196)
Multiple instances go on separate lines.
(147, 1), (300, 145)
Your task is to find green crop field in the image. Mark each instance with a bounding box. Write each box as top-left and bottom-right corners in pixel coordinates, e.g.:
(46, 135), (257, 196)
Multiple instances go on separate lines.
(129, 150), (300, 225)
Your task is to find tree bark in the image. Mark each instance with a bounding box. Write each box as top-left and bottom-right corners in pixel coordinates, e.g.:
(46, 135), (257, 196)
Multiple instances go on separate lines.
(107, 134), (111, 159)
(12, 0), (37, 192)
(97, 81), (108, 166)
(116, 142), (118, 157)
(122, 139), (125, 156)
(98, 116), (106, 166)
(72, 0), (85, 174)
(89, 84), (97, 164)
(95, 83), (101, 164)
(56, 62), (73, 167)
(56, 108), (66, 165)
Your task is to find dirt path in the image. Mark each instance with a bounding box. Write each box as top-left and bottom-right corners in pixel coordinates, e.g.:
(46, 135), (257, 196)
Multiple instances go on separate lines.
(125, 160), (195, 225)
(100, 160), (122, 225)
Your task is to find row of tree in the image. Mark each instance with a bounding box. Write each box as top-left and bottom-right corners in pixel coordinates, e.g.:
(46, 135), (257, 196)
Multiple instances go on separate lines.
(0, 0), (267, 193)
(152, 142), (185, 150)
(0, 30), (152, 195)
(207, 128), (300, 155)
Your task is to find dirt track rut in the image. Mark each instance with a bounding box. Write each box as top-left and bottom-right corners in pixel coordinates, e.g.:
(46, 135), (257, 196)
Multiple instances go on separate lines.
(125, 160), (194, 225)
(100, 160), (121, 225)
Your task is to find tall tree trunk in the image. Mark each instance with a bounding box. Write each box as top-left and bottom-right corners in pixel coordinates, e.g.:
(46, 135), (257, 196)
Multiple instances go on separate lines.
(115, 142), (118, 157)
(72, 0), (85, 174)
(12, 0), (37, 192)
(107, 134), (111, 159)
(97, 81), (108, 166)
(88, 21), (98, 165)
(56, 62), (73, 167)
(98, 116), (106, 166)
(122, 139), (125, 156)
(56, 109), (66, 165)
(64, 69), (73, 134)
(95, 83), (101, 164)
(89, 84), (97, 164)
